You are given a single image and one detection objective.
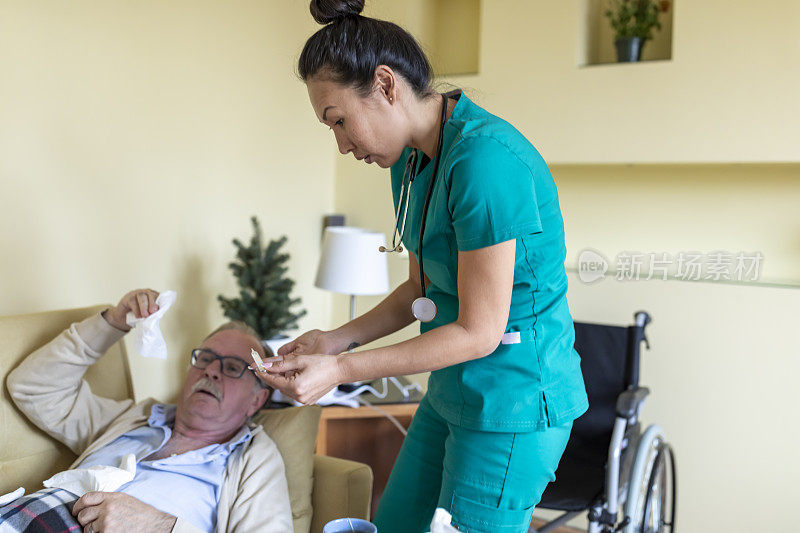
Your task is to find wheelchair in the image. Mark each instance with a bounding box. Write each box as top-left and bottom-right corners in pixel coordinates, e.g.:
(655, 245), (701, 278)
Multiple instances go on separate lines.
(530, 311), (677, 533)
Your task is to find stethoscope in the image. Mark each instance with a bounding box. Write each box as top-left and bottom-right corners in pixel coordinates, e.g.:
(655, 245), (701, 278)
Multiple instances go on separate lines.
(379, 92), (451, 323)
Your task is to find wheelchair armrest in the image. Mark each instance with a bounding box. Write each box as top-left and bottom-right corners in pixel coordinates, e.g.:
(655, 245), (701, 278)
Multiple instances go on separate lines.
(616, 386), (650, 419)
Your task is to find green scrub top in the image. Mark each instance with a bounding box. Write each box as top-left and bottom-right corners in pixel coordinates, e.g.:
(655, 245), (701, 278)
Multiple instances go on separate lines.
(390, 91), (588, 432)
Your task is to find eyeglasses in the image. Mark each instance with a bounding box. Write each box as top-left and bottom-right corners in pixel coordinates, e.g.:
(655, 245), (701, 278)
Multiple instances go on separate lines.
(190, 348), (260, 381)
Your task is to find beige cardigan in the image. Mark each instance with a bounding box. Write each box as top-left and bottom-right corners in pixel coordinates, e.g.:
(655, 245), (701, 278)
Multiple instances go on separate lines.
(7, 314), (293, 533)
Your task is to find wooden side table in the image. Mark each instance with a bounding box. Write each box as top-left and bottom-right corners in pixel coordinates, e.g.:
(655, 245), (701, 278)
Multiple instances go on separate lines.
(316, 402), (419, 519)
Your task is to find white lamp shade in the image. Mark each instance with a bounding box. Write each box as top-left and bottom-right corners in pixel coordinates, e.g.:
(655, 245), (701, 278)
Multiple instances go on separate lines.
(315, 227), (390, 295)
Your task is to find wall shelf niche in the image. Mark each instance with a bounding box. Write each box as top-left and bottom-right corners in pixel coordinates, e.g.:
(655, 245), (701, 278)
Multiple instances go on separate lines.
(578, 0), (674, 67)
(366, 0), (481, 77)
(427, 0), (481, 76)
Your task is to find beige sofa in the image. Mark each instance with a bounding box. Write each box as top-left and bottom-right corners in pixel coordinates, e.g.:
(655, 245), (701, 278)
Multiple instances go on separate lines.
(0, 305), (372, 533)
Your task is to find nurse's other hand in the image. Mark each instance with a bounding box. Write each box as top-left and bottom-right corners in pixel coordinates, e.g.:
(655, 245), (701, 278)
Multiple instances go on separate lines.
(277, 329), (342, 356)
(254, 353), (343, 405)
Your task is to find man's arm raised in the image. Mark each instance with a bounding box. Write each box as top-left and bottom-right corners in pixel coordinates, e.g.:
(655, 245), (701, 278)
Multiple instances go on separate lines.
(6, 289), (157, 454)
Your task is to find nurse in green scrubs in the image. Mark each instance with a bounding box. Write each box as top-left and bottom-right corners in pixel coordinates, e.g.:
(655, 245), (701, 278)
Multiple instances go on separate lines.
(256, 1), (588, 532)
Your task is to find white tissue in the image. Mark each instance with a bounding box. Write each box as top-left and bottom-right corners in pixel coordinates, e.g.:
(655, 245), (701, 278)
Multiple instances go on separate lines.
(125, 290), (176, 359)
(43, 454), (136, 498)
(0, 487), (25, 506)
(428, 508), (460, 533)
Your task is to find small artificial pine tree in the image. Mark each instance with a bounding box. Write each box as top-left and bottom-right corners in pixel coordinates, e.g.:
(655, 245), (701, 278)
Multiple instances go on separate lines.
(218, 216), (307, 340)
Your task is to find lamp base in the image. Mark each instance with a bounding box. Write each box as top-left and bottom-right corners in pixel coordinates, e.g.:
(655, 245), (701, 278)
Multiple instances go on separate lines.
(268, 377), (424, 408)
(344, 376), (424, 404)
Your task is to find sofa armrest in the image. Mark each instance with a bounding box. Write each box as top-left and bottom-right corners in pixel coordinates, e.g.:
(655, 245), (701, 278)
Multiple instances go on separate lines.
(310, 455), (373, 533)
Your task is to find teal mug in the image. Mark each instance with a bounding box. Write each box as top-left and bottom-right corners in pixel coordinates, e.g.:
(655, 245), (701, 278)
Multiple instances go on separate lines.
(323, 518), (377, 533)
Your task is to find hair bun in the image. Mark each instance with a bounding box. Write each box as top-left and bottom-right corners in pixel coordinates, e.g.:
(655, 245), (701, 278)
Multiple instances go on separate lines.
(310, 0), (365, 24)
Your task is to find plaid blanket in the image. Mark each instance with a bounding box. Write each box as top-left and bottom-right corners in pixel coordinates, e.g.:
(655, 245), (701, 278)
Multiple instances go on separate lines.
(0, 488), (81, 533)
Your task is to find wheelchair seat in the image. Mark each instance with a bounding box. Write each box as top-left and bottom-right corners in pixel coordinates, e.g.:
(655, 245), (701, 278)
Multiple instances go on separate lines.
(532, 312), (677, 533)
(539, 322), (632, 512)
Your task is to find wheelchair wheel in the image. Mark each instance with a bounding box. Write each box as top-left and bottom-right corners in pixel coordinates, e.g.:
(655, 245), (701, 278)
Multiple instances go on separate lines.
(623, 425), (676, 533)
(642, 442), (676, 532)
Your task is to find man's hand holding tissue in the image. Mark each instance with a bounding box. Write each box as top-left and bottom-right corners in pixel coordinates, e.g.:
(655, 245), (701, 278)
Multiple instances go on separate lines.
(72, 491), (176, 533)
(102, 289), (160, 332)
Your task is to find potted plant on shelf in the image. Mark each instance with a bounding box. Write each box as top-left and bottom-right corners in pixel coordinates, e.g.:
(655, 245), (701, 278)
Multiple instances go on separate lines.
(604, 0), (671, 62)
(218, 216), (307, 356)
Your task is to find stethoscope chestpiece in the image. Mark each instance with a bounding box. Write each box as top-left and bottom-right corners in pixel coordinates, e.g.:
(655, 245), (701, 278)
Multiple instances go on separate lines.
(412, 297), (437, 323)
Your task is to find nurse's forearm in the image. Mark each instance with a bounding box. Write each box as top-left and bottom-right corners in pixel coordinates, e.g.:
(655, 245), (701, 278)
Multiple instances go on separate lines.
(329, 279), (419, 350)
(337, 320), (497, 383)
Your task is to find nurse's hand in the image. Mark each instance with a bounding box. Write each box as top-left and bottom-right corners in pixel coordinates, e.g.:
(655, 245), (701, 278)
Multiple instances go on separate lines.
(277, 329), (344, 356)
(253, 353), (344, 405)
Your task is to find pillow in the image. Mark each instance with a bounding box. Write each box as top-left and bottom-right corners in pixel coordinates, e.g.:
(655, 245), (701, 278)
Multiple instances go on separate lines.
(252, 405), (321, 533)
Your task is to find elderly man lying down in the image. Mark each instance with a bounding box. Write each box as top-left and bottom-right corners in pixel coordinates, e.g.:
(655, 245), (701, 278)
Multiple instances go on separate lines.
(4, 289), (293, 533)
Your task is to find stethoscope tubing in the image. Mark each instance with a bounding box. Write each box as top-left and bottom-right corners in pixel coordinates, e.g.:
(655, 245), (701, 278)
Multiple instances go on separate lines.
(416, 93), (448, 300)
(384, 153), (417, 253)
(381, 91), (451, 322)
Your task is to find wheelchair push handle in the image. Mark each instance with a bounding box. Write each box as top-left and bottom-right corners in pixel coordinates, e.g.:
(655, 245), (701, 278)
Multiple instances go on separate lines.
(634, 310), (651, 329)
(625, 311), (652, 389)
(633, 311), (651, 350)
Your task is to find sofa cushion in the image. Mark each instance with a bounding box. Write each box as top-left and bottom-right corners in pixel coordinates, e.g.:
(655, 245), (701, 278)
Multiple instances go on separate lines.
(253, 405), (321, 533)
(0, 305), (130, 495)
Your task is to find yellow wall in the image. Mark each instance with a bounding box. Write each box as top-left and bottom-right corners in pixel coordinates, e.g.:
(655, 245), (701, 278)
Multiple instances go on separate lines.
(2, 1), (798, 531)
(470, 0), (800, 163)
(332, 1), (800, 531)
(0, 0), (336, 402)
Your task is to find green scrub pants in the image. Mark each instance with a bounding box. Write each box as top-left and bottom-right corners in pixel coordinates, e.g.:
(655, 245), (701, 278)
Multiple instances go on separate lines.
(373, 396), (572, 533)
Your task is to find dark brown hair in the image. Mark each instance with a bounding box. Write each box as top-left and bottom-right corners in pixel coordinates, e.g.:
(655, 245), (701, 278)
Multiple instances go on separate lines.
(298, 0), (434, 97)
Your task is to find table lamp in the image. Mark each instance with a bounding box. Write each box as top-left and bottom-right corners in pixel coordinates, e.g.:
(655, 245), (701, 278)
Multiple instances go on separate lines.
(315, 226), (390, 321)
(314, 226), (421, 402)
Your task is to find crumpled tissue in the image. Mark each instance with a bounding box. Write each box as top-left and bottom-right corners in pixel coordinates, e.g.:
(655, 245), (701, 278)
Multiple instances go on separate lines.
(0, 486), (25, 506)
(126, 290), (176, 359)
(43, 454), (136, 498)
(428, 508), (460, 533)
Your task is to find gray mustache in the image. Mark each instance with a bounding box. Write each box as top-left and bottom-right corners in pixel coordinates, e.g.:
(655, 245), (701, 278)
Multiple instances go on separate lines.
(191, 378), (222, 401)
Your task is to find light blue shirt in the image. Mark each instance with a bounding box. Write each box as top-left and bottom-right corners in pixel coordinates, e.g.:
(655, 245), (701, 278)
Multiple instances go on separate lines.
(78, 404), (251, 532)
